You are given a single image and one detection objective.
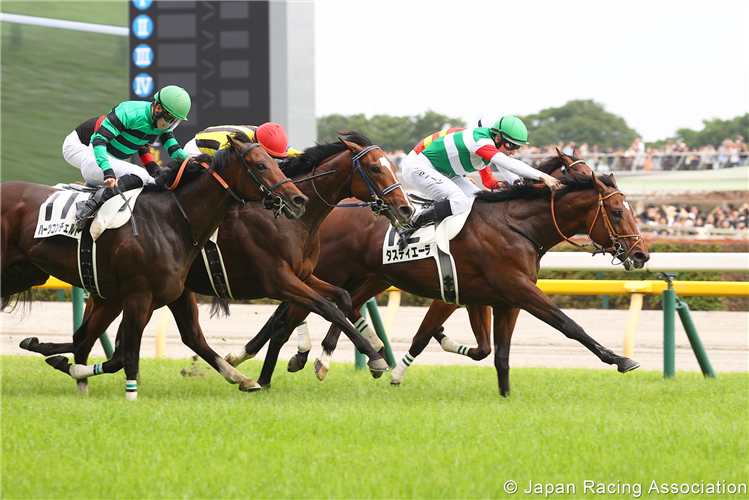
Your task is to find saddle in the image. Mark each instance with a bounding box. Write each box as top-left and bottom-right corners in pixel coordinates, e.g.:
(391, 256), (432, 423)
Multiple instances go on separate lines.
(383, 194), (475, 305)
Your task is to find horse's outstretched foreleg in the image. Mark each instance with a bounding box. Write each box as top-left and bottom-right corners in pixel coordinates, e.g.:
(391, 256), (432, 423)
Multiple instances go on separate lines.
(287, 276), (352, 373)
(224, 301), (299, 367)
(168, 290), (261, 392)
(257, 276), (387, 388)
(390, 300), (459, 386)
(315, 279), (391, 380)
(515, 281), (639, 372)
(492, 305), (520, 397)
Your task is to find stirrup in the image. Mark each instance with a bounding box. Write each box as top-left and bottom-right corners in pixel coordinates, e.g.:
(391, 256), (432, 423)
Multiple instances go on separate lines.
(75, 199), (100, 222)
(396, 225), (416, 250)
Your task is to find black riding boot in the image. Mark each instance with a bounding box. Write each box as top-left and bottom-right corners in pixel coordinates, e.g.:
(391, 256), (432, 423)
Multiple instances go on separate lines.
(396, 199), (452, 250)
(75, 174), (144, 222)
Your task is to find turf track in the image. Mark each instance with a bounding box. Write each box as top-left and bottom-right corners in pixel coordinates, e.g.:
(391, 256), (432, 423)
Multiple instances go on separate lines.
(1, 356), (746, 499)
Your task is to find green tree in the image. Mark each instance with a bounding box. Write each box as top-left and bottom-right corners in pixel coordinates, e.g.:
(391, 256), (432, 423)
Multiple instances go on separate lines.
(317, 110), (465, 152)
(674, 114), (749, 148)
(521, 100), (640, 150)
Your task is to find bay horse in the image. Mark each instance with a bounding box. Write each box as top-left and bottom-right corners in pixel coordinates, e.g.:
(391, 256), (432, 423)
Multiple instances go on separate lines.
(226, 155), (649, 394)
(2, 133), (307, 399)
(19, 131), (414, 392)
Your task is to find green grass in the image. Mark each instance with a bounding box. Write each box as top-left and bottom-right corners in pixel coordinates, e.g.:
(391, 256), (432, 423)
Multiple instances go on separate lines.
(2, 356), (747, 499)
(1, 2), (128, 184)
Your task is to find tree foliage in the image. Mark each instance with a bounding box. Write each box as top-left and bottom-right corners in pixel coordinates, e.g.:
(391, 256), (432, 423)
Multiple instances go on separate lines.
(672, 114), (749, 148)
(317, 110), (465, 152)
(521, 99), (640, 150)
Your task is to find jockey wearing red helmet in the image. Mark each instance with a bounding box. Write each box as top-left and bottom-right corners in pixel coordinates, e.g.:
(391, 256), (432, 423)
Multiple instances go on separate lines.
(183, 123), (302, 159)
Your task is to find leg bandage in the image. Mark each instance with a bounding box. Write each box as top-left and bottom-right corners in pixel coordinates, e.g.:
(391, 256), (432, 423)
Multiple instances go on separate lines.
(391, 353), (415, 385)
(354, 318), (384, 352)
(69, 363), (104, 380)
(296, 321), (311, 353)
(126, 380), (138, 401)
(440, 336), (471, 356)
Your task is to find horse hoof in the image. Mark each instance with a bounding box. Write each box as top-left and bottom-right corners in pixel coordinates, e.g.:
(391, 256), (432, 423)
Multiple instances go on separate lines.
(367, 358), (389, 377)
(313, 358), (328, 381)
(239, 378), (262, 392)
(224, 352), (240, 367)
(287, 354), (306, 373)
(618, 358), (640, 373)
(19, 337), (38, 351)
(45, 355), (71, 375)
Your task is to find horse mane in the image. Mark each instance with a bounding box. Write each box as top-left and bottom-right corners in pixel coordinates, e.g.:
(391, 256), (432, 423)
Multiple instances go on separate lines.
(475, 173), (617, 204)
(281, 130), (373, 178)
(149, 131), (253, 191)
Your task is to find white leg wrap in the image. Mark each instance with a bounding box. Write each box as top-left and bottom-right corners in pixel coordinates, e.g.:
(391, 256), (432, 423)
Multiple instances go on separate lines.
(318, 351), (332, 370)
(440, 336), (471, 356)
(354, 318), (384, 352)
(69, 363), (103, 380)
(296, 321), (311, 353)
(125, 380), (137, 401)
(215, 357), (244, 384)
(391, 353), (415, 385)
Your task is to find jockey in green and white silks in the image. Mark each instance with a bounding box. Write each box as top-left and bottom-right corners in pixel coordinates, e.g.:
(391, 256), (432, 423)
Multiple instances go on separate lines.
(400, 116), (561, 234)
(63, 85), (192, 221)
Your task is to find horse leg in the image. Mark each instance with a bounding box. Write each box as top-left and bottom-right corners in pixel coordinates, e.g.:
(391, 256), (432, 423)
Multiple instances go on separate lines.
(315, 279), (391, 380)
(224, 302), (298, 367)
(514, 282), (639, 372)
(492, 305), (520, 397)
(390, 300), (459, 385)
(432, 305), (492, 360)
(168, 290), (260, 392)
(287, 277), (353, 373)
(257, 276), (387, 387)
(118, 293), (153, 400)
(72, 297), (123, 395)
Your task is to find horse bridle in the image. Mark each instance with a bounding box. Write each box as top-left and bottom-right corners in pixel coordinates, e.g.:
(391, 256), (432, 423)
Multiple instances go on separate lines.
(167, 143), (294, 246)
(310, 145), (402, 216)
(551, 183), (644, 265)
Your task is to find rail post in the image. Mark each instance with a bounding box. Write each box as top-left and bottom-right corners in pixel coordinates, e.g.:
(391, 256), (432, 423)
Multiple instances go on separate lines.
(661, 273), (678, 378)
(676, 299), (717, 378)
(354, 298), (396, 369)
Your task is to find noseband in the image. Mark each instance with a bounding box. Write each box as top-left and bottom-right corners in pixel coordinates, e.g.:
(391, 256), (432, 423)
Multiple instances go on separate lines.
(310, 145), (402, 216)
(551, 187), (644, 265)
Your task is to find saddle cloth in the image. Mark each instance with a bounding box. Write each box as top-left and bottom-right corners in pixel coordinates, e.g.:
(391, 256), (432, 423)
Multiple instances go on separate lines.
(35, 185), (144, 242)
(382, 196), (475, 305)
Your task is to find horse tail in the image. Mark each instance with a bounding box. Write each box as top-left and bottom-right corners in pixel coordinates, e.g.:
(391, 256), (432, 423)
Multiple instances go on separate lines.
(1, 289), (34, 315)
(209, 297), (231, 318)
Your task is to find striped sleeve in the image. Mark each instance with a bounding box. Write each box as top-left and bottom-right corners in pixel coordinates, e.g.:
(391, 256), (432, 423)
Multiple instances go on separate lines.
(91, 109), (121, 173)
(160, 132), (188, 160)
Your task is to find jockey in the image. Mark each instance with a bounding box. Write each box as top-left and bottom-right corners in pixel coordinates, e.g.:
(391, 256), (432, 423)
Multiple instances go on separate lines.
(65, 85), (192, 221)
(182, 123), (303, 159)
(397, 115), (562, 248)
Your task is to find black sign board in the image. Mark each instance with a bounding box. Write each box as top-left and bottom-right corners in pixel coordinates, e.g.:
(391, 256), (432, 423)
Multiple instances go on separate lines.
(128, 0), (270, 163)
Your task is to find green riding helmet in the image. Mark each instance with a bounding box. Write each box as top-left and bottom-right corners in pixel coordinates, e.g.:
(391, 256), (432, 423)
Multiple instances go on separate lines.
(153, 85), (191, 129)
(490, 115), (529, 147)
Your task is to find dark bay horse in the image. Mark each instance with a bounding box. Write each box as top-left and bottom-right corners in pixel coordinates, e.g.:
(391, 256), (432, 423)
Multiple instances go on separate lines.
(2, 133), (307, 399)
(229, 160), (649, 394)
(20, 132), (414, 392)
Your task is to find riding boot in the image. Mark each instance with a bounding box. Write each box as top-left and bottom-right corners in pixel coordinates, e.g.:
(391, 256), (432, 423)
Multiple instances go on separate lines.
(75, 174), (144, 222)
(397, 199), (452, 250)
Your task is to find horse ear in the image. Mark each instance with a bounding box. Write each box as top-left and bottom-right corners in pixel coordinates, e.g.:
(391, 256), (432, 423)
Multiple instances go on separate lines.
(227, 134), (240, 149)
(340, 139), (359, 154)
(556, 147), (564, 159)
(609, 173), (617, 186)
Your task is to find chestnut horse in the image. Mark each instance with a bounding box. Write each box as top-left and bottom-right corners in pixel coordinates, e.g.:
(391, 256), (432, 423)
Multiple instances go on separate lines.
(227, 156), (649, 394)
(19, 131), (414, 392)
(2, 133), (307, 399)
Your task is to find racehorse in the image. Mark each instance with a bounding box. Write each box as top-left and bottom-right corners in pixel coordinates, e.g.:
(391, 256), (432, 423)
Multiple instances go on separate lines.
(226, 154), (650, 394)
(19, 131), (414, 392)
(286, 152), (597, 378)
(2, 133), (307, 399)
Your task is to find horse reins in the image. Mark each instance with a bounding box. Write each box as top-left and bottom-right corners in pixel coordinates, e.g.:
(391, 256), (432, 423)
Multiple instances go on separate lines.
(550, 187), (644, 264)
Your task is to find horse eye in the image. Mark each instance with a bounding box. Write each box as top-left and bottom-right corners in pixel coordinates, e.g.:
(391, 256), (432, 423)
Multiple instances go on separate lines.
(371, 166), (381, 174)
(256, 162), (267, 171)
(612, 209), (622, 220)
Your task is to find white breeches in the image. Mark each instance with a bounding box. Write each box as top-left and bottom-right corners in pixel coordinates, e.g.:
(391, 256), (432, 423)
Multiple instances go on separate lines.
(62, 131), (155, 186)
(401, 150), (479, 215)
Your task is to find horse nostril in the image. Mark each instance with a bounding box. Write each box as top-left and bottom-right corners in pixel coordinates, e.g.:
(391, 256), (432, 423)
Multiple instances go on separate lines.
(634, 251), (649, 262)
(293, 195), (308, 208)
(400, 205), (414, 220)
